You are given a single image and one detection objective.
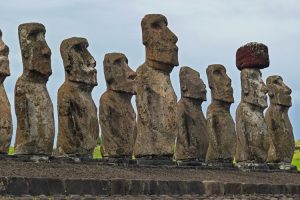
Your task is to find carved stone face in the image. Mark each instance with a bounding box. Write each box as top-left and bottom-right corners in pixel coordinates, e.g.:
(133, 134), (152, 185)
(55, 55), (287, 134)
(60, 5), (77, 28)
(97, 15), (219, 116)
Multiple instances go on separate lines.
(180, 66), (206, 101)
(206, 64), (234, 103)
(267, 75), (292, 107)
(18, 23), (52, 78)
(0, 30), (10, 83)
(241, 68), (268, 108)
(60, 37), (97, 86)
(142, 14), (179, 72)
(103, 53), (136, 94)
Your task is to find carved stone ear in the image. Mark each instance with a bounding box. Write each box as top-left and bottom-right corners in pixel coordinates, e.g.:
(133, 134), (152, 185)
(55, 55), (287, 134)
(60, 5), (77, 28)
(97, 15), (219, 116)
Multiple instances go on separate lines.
(268, 87), (274, 97)
(241, 72), (249, 95)
(181, 85), (187, 92)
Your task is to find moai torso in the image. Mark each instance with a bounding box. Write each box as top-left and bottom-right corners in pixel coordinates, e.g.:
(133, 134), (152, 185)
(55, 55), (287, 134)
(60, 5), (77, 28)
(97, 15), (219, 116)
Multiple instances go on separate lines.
(57, 37), (98, 156)
(236, 102), (269, 162)
(100, 53), (137, 157)
(265, 76), (294, 163)
(100, 91), (136, 157)
(14, 23), (54, 155)
(135, 64), (177, 156)
(206, 103), (236, 162)
(205, 64), (236, 163)
(0, 30), (12, 154)
(134, 14), (179, 157)
(235, 43), (270, 163)
(57, 82), (98, 155)
(175, 66), (208, 161)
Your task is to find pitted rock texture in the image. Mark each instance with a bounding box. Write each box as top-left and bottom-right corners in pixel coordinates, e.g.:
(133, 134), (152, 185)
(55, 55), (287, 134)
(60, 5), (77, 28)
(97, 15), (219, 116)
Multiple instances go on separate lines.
(236, 42), (269, 70)
(100, 53), (137, 157)
(57, 37), (98, 156)
(236, 68), (269, 163)
(14, 23), (54, 155)
(134, 14), (178, 157)
(175, 67), (208, 161)
(266, 76), (294, 163)
(0, 30), (12, 154)
(205, 65), (236, 163)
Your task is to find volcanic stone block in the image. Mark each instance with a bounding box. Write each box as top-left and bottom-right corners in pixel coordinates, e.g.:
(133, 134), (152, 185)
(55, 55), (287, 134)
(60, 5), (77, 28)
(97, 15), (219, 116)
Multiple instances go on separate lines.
(28, 177), (50, 196)
(257, 183), (271, 194)
(175, 67), (208, 161)
(65, 179), (109, 196)
(285, 184), (298, 194)
(110, 179), (128, 195)
(100, 53), (137, 158)
(0, 30), (12, 154)
(236, 42), (269, 70)
(203, 181), (224, 195)
(0, 177), (8, 195)
(242, 183), (258, 194)
(205, 64), (236, 163)
(14, 23), (55, 155)
(134, 14), (179, 158)
(265, 75), (294, 163)
(57, 37), (99, 156)
(7, 177), (29, 195)
(186, 181), (205, 195)
(236, 68), (269, 163)
(224, 182), (242, 195)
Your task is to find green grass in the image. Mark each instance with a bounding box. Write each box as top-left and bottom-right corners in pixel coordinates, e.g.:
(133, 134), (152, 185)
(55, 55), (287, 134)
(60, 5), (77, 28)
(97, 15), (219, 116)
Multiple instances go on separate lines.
(291, 150), (300, 171)
(93, 145), (102, 159)
(8, 147), (14, 155)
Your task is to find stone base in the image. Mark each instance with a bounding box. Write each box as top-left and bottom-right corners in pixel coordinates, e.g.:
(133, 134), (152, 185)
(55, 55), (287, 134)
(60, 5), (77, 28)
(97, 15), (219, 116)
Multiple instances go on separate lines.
(206, 161), (235, 169)
(176, 160), (206, 167)
(267, 162), (298, 172)
(136, 156), (175, 166)
(236, 162), (269, 171)
(100, 156), (137, 166)
(2, 154), (50, 163)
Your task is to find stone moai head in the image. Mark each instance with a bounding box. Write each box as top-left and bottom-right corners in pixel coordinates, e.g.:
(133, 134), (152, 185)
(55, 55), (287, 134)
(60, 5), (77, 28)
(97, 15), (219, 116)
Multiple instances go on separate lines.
(103, 53), (136, 94)
(141, 14), (179, 72)
(240, 69), (268, 108)
(180, 66), (206, 101)
(206, 64), (234, 103)
(236, 42), (270, 109)
(18, 23), (52, 78)
(267, 75), (292, 107)
(60, 37), (97, 86)
(0, 30), (10, 83)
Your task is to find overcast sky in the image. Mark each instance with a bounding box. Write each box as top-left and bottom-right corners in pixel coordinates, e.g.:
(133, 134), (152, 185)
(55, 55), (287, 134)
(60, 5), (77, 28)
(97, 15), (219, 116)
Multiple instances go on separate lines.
(1, 0), (300, 147)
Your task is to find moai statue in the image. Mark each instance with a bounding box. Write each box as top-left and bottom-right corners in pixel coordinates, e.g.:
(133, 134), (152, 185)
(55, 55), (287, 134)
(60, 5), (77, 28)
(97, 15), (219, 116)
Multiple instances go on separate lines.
(205, 64), (236, 164)
(57, 37), (99, 157)
(134, 14), (179, 159)
(175, 66), (208, 162)
(235, 42), (270, 164)
(99, 53), (137, 158)
(14, 23), (54, 155)
(0, 30), (13, 154)
(266, 75), (294, 164)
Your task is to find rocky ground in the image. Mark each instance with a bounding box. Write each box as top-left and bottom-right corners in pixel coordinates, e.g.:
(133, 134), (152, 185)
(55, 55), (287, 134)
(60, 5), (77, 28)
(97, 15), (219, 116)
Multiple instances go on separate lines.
(0, 194), (300, 199)
(0, 160), (299, 185)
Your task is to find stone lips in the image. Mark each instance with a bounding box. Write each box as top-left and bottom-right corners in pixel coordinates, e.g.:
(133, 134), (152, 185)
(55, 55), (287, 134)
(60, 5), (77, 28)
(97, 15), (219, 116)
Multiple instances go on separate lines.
(236, 42), (270, 70)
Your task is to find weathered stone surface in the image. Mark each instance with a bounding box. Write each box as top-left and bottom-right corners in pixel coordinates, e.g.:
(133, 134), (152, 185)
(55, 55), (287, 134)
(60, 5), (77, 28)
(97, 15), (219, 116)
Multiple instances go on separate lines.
(57, 37), (98, 156)
(100, 53), (136, 158)
(236, 68), (269, 163)
(265, 75), (294, 163)
(134, 14), (178, 157)
(0, 30), (12, 154)
(175, 66), (208, 161)
(14, 23), (54, 155)
(205, 64), (236, 163)
(236, 42), (269, 70)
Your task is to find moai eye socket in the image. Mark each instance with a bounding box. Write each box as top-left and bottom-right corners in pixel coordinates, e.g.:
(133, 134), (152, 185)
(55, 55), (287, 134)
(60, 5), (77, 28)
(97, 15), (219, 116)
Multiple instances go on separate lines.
(113, 58), (122, 65)
(28, 31), (39, 41)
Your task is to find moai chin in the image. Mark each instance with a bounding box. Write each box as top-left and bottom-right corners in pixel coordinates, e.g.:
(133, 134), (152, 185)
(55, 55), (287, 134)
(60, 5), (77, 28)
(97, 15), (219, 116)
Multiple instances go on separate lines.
(14, 23), (54, 155)
(57, 37), (99, 157)
(0, 30), (13, 154)
(175, 66), (208, 161)
(99, 53), (137, 158)
(235, 42), (270, 163)
(265, 75), (294, 164)
(205, 64), (236, 163)
(134, 14), (178, 158)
